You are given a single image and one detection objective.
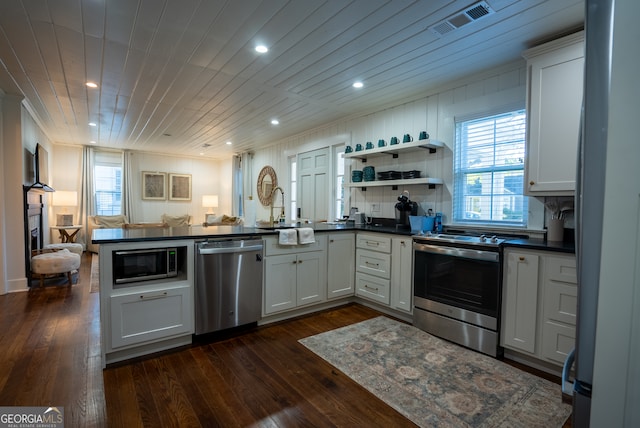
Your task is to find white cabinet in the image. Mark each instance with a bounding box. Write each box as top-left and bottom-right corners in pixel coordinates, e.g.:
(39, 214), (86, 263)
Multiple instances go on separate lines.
(355, 233), (391, 305)
(263, 235), (327, 315)
(502, 251), (540, 353)
(501, 248), (577, 367)
(99, 239), (195, 366)
(391, 237), (413, 313)
(327, 232), (355, 299)
(524, 31), (584, 195)
(110, 284), (193, 349)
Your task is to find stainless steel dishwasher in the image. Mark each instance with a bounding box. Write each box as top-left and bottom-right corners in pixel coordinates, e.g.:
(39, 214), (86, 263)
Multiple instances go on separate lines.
(195, 238), (263, 334)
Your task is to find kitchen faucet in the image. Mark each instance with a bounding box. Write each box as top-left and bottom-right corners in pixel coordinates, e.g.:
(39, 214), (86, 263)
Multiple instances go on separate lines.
(269, 186), (285, 226)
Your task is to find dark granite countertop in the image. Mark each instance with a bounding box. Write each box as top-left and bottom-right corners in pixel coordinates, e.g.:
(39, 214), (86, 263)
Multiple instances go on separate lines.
(92, 222), (575, 254)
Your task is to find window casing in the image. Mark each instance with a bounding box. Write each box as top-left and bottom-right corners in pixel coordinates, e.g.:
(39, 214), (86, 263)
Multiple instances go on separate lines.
(453, 109), (528, 227)
(94, 151), (122, 215)
(334, 146), (346, 219)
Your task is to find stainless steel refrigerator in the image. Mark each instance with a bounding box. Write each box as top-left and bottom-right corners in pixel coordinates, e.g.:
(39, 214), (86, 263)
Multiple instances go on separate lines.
(565, 0), (640, 426)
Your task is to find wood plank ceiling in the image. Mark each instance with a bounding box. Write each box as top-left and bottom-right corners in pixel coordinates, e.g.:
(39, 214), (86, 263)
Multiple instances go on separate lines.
(0, 0), (583, 159)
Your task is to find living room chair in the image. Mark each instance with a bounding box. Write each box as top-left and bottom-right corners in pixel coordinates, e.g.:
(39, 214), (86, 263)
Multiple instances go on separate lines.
(31, 248), (81, 287)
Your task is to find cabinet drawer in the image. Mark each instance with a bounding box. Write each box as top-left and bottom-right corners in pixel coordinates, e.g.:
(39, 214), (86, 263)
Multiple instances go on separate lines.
(356, 272), (390, 305)
(541, 320), (575, 365)
(356, 233), (391, 253)
(264, 234), (326, 256)
(544, 280), (577, 326)
(356, 249), (391, 279)
(545, 255), (577, 284)
(110, 285), (193, 349)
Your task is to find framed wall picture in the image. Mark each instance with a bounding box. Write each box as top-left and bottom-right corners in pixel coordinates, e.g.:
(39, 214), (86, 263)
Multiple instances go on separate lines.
(169, 173), (192, 201)
(142, 172), (166, 200)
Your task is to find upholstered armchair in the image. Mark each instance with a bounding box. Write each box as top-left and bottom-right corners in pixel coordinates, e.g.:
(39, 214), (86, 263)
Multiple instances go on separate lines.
(87, 214), (129, 253)
(161, 214), (191, 227)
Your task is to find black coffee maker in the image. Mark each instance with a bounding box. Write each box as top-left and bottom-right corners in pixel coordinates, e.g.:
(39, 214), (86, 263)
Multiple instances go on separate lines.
(395, 190), (418, 227)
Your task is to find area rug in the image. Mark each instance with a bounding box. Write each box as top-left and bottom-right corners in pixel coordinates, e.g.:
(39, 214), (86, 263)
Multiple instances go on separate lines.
(299, 316), (571, 428)
(89, 253), (99, 293)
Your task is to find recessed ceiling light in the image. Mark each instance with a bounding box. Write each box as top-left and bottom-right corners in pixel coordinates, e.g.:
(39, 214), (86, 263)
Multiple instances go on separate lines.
(271, 119), (279, 125)
(89, 122), (96, 127)
(199, 152), (204, 156)
(255, 45), (268, 53)
(353, 81), (364, 89)
(226, 141), (232, 145)
(89, 140), (97, 144)
(86, 82), (98, 88)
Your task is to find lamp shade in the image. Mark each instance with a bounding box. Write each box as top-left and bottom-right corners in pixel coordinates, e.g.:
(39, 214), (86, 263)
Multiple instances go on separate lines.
(202, 194), (219, 209)
(52, 190), (78, 207)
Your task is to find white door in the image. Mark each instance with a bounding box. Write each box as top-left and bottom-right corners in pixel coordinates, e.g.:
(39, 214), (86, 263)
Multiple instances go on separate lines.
(297, 148), (329, 221)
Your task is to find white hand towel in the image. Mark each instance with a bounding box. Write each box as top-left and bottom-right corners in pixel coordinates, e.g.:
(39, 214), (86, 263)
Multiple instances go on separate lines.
(279, 229), (298, 245)
(297, 227), (315, 244)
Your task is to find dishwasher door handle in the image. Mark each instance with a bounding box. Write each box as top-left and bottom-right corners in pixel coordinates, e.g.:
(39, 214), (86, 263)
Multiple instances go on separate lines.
(197, 244), (263, 255)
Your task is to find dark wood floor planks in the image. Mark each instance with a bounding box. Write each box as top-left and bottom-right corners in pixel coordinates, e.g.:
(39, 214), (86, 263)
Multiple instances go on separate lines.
(0, 252), (570, 427)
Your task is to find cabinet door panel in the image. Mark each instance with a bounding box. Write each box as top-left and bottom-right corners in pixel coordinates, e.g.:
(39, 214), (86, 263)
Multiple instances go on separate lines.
(502, 251), (539, 353)
(264, 254), (297, 314)
(111, 285), (192, 349)
(327, 233), (355, 299)
(525, 34), (584, 195)
(391, 237), (413, 312)
(296, 252), (325, 306)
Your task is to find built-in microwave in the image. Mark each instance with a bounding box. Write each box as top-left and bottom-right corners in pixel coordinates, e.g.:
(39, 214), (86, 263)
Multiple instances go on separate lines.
(113, 247), (178, 285)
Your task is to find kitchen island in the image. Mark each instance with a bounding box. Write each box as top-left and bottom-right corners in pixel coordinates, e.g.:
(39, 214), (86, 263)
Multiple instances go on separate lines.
(93, 222), (575, 367)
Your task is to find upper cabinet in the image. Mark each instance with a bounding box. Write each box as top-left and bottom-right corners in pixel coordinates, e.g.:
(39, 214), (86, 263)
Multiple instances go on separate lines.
(524, 31), (584, 196)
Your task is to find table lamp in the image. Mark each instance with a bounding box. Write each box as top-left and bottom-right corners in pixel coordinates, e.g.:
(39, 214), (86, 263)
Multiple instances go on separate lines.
(202, 194), (219, 223)
(52, 190), (78, 226)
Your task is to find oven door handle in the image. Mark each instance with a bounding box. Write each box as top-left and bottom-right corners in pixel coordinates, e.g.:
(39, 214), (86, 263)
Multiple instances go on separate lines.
(413, 243), (499, 262)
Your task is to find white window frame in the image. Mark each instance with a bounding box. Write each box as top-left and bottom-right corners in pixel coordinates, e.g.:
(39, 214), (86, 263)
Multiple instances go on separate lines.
(453, 109), (528, 227)
(93, 150), (123, 216)
(333, 144), (346, 220)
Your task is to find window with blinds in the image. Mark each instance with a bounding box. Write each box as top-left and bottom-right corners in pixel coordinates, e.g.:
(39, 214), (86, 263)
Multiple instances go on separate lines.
(94, 150), (123, 215)
(453, 109), (528, 226)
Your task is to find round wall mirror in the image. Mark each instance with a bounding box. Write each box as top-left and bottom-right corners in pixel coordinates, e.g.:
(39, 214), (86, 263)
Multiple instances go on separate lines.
(257, 166), (278, 206)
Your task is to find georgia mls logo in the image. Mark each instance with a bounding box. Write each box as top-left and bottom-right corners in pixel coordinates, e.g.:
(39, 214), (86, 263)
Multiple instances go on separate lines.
(0, 406), (64, 427)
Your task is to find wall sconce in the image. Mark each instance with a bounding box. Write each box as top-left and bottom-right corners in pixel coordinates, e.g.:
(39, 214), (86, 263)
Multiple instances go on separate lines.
(52, 190), (78, 226)
(202, 194), (219, 223)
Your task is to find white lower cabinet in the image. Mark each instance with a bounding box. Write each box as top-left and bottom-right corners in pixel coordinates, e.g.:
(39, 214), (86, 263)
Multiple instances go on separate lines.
(327, 232), (355, 299)
(263, 235), (327, 315)
(110, 284), (193, 349)
(501, 248), (577, 366)
(391, 237), (413, 313)
(355, 233), (391, 305)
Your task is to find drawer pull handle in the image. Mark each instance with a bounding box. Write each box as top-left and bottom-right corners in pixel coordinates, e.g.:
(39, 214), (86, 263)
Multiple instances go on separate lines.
(140, 291), (168, 300)
(519, 256), (525, 261)
(292, 260), (298, 264)
(364, 284), (379, 292)
(366, 241), (380, 246)
(365, 261), (379, 268)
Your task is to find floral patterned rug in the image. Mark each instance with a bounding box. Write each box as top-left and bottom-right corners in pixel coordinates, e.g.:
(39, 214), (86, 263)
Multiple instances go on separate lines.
(299, 316), (571, 428)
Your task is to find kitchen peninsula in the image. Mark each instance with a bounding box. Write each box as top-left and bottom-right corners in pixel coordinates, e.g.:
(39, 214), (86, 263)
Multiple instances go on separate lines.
(94, 223), (574, 368)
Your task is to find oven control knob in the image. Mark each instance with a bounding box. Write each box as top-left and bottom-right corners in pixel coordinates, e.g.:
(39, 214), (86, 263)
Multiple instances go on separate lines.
(479, 234), (487, 242)
(490, 235), (498, 243)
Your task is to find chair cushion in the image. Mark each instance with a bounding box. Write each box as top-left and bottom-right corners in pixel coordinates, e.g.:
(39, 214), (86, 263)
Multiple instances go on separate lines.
(31, 249), (81, 274)
(162, 214), (190, 227)
(95, 214), (128, 228)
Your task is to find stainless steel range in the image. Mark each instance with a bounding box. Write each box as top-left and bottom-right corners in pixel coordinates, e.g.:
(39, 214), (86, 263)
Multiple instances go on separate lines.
(413, 233), (505, 357)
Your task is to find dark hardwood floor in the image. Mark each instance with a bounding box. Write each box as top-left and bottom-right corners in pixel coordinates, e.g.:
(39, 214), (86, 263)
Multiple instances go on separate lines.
(0, 252), (571, 427)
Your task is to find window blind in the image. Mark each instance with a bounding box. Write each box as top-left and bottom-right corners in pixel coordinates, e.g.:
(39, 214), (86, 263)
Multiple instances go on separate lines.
(453, 109), (528, 226)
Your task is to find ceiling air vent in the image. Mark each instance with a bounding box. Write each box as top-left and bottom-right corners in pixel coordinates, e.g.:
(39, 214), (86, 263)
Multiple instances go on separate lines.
(429, 1), (495, 37)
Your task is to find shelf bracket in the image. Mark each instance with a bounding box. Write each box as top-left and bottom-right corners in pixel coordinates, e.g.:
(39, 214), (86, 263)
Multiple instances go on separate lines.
(428, 184), (436, 189)
(392, 185), (398, 190)
(360, 186), (367, 191)
(392, 153), (398, 159)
